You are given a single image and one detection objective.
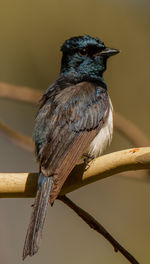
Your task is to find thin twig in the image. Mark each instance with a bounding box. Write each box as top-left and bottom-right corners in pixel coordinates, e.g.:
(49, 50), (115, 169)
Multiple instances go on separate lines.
(58, 195), (140, 264)
(0, 119), (34, 152)
(114, 112), (150, 147)
(0, 82), (42, 103)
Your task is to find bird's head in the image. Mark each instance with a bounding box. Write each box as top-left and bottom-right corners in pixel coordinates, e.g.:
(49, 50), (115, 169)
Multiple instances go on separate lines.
(60, 35), (119, 85)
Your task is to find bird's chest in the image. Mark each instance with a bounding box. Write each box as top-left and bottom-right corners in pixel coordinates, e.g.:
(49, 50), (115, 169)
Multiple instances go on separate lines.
(86, 99), (113, 158)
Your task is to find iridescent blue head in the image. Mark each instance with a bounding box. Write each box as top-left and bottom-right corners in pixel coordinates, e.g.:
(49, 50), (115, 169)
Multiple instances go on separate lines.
(60, 35), (119, 87)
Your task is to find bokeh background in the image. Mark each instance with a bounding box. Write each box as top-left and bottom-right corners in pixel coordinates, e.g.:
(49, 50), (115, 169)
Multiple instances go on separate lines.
(0, 0), (150, 263)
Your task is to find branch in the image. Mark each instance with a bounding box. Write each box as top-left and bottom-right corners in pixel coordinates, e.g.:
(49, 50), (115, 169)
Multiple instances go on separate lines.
(114, 112), (150, 147)
(59, 195), (139, 264)
(0, 147), (149, 198)
(0, 119), (34, 152)
(0, 82), (42, 103)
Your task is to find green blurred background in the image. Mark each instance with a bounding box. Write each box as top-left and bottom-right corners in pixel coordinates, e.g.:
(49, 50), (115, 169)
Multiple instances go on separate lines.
(0, 0), (150, 263)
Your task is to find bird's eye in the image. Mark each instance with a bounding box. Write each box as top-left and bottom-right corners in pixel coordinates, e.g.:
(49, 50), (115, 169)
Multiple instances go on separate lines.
(79, 48), (88, 56)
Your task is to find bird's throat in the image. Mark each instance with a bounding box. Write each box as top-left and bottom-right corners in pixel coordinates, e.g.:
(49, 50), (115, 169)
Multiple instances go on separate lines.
(60, 71), (107, 88)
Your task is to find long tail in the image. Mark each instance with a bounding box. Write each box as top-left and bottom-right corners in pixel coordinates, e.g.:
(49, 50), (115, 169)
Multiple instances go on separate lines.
(22, 173), (53, 260)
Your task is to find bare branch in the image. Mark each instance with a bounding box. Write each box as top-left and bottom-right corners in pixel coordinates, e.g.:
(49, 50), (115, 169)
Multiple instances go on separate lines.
(0, 147), (149, 198)
(59, 195), (139, 264)
(0, 119), (34, 152)
(0, 82), (42, 103)
(114, 112), (150, 147)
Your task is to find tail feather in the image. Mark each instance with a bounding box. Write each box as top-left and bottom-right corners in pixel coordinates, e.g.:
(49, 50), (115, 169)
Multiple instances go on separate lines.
(22, 174), (53, 260)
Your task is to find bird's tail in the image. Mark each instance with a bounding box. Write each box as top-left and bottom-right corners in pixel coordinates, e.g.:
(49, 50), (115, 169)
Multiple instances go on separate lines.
(22, 173), (53, 260)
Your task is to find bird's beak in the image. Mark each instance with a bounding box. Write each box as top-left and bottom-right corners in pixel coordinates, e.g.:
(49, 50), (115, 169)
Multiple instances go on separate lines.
(101, 47), (120, 57)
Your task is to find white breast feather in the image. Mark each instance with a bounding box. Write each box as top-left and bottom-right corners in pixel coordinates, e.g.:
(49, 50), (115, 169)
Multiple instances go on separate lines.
(87, 98), (113, 158)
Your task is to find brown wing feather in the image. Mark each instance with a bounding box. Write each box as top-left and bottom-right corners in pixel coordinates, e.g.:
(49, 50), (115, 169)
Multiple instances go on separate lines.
(34, 81), (110, 204)
(49, 119), (107, 204)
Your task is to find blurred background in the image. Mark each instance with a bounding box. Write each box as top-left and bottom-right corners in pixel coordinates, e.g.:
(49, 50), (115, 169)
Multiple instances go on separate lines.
(0, 0), (150, 263)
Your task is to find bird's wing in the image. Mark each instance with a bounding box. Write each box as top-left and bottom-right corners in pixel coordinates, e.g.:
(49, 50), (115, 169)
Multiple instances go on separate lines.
(34, 82), (110, 204)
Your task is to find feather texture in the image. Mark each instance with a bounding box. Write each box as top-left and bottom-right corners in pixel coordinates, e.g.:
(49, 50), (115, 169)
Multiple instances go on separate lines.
(33, 81), (110, 204)
(87, 98), (113, 157)
(22, 174), (53, 259)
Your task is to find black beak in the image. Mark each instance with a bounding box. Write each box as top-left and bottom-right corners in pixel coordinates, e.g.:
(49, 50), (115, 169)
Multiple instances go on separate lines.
(101, 47), (120, 57)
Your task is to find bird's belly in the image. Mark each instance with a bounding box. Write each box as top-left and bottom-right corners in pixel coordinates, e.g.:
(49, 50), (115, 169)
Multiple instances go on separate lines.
(86, 101), (113, 158)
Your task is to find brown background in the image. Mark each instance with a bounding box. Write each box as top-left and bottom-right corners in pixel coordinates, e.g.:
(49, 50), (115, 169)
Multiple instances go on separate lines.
(0, 0), (150, 263)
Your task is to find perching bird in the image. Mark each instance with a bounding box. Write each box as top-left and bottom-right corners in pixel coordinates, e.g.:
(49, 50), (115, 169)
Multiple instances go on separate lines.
(23, 35), (119, 259)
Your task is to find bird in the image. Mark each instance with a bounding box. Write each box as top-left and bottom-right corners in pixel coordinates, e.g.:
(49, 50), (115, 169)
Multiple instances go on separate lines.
(22, 35), (119, 259)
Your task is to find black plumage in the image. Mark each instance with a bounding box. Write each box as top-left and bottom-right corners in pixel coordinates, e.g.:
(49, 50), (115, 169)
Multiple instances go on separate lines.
(23, 35), (119, 259)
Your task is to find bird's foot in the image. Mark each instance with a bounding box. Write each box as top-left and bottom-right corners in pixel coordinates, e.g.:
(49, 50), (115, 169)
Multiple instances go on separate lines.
(83, 154), (94, 170)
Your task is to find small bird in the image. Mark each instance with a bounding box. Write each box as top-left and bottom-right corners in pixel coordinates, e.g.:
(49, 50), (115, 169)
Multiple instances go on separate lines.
(22, 35), (119, 259)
